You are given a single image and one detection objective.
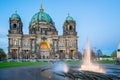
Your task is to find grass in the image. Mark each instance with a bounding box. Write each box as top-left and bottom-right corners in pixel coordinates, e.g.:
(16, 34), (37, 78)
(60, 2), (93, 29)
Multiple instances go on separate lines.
(65, 60), (115, 65)
(65, 60), (82, 64)
(0, 60), (117, 69)
(96, 60), (115, 64)
(0, 62), (48, 68)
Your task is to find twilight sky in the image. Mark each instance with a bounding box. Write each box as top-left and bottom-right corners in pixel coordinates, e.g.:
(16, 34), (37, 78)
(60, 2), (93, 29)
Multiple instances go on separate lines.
(0, 0), (120, 55)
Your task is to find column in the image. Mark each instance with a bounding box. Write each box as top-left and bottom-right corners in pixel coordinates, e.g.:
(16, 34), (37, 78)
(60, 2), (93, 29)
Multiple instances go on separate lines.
(8, 38), (10, 58)
(76, 38), (78, 59)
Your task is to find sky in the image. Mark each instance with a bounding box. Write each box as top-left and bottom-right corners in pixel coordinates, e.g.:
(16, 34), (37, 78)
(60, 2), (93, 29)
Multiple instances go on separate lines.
(0, 0), (120, 55)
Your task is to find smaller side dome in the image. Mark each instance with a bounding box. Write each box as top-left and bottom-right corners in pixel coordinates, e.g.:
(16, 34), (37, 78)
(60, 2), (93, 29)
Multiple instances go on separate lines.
(11, 11), (21, 19)
(66, 13), (74, 21)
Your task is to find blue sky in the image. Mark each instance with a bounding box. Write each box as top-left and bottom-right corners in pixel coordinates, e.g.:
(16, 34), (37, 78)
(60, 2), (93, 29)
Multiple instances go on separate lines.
(0, 0), (120, 55)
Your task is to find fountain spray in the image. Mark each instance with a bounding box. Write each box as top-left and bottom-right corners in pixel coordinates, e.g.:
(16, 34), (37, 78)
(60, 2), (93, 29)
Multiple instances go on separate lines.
(79, 39), (105, 73)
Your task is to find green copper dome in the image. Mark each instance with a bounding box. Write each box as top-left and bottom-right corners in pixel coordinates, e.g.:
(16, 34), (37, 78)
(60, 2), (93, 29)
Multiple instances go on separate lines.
(11, 11), (21, 19)
(30, 5), (54, 25)
(66, 14), (74, 21)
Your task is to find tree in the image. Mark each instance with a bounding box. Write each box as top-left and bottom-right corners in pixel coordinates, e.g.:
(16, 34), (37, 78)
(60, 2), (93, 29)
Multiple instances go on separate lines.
(0, 48), (7, 61)
(100, 55), (111, 58)
(111, 50), (117, 57)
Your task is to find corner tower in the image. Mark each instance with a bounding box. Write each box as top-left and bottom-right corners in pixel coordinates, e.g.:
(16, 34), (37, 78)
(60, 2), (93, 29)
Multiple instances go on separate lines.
(63, 14), (77, 36)
(8, 11), (23, 59)
(60, 14), (78, 59)
(9, 11), (23, 34)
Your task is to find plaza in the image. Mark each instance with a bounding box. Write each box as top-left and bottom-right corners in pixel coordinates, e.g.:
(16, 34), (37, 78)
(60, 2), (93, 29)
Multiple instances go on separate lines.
(0, 63), (120, 80)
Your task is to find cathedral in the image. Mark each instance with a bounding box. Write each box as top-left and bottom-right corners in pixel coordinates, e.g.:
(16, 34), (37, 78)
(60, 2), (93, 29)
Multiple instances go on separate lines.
(8, 5), (78, 59)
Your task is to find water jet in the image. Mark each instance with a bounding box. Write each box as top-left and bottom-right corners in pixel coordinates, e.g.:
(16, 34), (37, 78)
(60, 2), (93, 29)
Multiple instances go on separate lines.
(79, 39), (105, 73)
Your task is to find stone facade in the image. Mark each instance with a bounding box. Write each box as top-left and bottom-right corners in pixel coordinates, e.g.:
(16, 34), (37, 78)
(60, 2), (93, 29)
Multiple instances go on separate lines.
(117, 44), (120, 58)
(8, 6), (78, 59)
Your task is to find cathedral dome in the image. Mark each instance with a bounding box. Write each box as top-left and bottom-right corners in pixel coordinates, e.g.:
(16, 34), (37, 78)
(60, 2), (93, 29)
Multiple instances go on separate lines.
(11, 11), (21, 19)
(30, 5), (54, 25)
(66, 14), (74, 21)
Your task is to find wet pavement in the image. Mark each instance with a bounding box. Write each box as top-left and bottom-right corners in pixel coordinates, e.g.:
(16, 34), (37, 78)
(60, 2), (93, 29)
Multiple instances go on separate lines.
(0, 64), (120, 80)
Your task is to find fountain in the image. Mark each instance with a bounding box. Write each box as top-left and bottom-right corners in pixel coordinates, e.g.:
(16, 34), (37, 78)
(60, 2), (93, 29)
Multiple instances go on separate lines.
(52, 62), (69, 73)
(79, 39), (105, 73)
(39, 39), (120, 80)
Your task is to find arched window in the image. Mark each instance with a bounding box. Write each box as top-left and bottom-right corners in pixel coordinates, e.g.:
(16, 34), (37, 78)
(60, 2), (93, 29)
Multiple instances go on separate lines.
(13, 24), (17, 29)
(69, 26), (72, 30)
